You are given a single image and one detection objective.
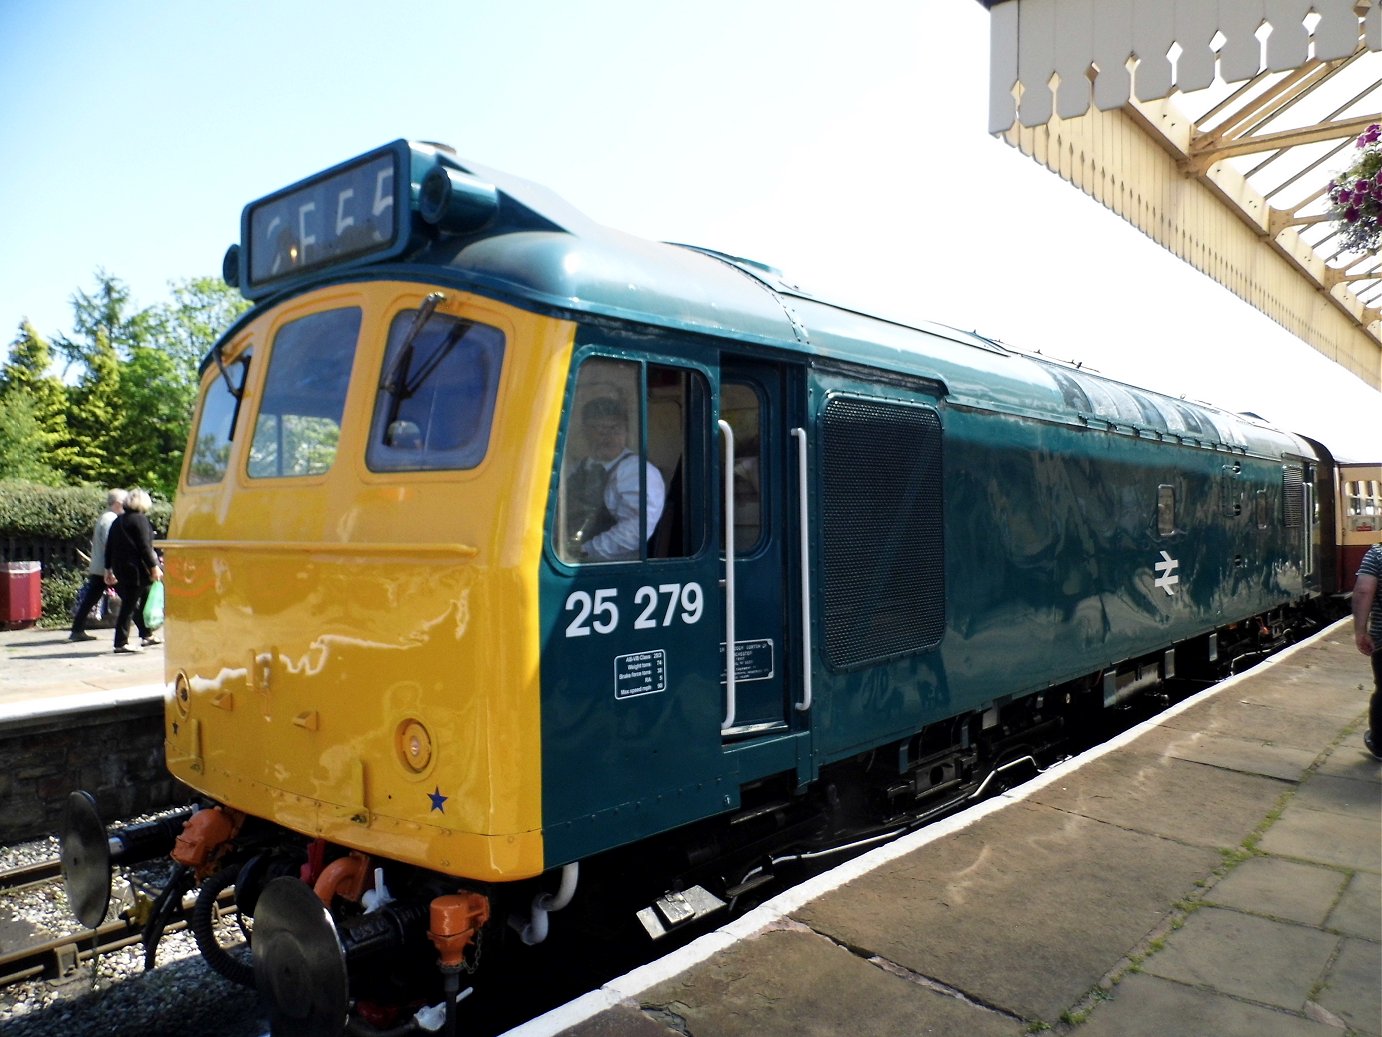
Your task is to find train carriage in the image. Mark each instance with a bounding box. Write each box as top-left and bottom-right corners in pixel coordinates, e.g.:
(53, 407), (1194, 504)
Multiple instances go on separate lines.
(63, 140), (1333, 1036)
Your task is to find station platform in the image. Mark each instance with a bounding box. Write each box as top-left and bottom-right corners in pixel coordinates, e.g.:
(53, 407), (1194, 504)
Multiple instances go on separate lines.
(519, 622), (1381, 1037)
(0, 624), (166, 720)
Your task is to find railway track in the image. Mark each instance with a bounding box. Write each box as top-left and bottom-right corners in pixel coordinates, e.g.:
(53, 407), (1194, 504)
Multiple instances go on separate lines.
(0, 858), (60, 894)
(0, 857), (236, 990)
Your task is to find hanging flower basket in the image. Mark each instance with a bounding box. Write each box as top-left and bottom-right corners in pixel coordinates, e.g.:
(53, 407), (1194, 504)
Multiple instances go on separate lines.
(1327, 124), (1382, 255)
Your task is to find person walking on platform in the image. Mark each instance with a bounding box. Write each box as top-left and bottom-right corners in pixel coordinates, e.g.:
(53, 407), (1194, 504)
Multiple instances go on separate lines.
(68, 488), (126, 642)
(1355, 542), (1382, 761)
(104, 488), (163, 654)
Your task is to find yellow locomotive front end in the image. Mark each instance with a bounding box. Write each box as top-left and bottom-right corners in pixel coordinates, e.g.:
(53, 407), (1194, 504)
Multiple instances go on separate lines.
(164, 281), (574, 882)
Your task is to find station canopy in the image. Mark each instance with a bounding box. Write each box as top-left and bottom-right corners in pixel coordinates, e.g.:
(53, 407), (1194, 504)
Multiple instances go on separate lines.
(983, 0), (1382, 390)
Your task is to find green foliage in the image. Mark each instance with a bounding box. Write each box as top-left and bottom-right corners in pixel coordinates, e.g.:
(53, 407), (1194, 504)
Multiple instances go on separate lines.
(0, 322), (73, 479)
(0, 482), (170, 539)
(3, 270), (249, 500)
(0, 395), (62, 484)
(154, 275), (252, 370)
(42, 565), (86, 625)
(63, 337), (125, 486)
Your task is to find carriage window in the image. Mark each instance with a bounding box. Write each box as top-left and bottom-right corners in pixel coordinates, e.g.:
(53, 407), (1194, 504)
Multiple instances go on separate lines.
(186, 349), (250, 486)
(368, 309), (505, 471)
(557, 358), (701, 563)
(1156, 485), (1176, 536)
(1255, 490), (1270, 529)
(722, 382), (763, 552)
(248, 308), (361, 478)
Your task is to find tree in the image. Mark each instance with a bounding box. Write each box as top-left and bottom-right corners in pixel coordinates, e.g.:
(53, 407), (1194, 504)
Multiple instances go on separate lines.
(62, 318), (127, 488)
(0, 394), (60, 484)
(0, 322), (73, 479)
(7, 271), (251, 498)
(52, 271), (157, 373)
(119, 339), (197, 495)
(152, 276), (252, 371)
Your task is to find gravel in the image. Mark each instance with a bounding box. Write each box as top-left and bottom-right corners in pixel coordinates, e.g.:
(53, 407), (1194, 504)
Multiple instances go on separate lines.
(0, 831), (268, 1037)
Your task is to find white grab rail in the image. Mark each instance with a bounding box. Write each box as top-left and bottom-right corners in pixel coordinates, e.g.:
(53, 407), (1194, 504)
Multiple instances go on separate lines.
(791, 427), (813, 713)
(718, 419), (736, 731)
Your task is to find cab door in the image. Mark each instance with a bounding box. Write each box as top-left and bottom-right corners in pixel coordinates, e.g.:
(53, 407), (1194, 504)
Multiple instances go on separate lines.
(539, 342), (815, 867)
(718, 357), (809, 739)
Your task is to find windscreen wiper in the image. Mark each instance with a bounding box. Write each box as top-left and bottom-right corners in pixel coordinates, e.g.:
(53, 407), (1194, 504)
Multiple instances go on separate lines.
(379, 291), (445, 399)
(212, 342), (244, 399)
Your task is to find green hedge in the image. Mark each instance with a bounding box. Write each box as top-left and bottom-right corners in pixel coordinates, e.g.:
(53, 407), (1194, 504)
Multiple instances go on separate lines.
(0, 481), (173, 626)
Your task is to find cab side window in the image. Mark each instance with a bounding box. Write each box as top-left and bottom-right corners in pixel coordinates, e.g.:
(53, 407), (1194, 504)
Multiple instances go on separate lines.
(721, 381), (763, 551)
(557, 357), (703, 563)
(186, 348), (250, 486)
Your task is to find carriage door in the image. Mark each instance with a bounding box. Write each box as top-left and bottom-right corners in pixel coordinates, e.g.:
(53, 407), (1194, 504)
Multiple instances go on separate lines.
(719, 359), (804, 738)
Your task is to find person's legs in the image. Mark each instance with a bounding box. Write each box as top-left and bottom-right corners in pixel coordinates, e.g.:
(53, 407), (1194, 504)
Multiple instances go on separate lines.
(69, 575), (105, 639)
(112, 586), (140, 651)
(1369, 651), (1382, 760)
(130, 585), (152, 642)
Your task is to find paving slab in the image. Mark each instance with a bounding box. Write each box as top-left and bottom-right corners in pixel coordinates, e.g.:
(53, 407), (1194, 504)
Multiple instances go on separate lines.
(1291, 770), (1382, 821)
(1317, 735), (1382, 778)
(1026, 750), (1291, 849)
(1327, 871), (1382, 941)
(1157, 697), (1358, 753)
(1202, 856), (1349, 927)
(1257, 804), (1382, 872)
(560, 1005), (676, 1037)
(792, 801), (1220, 1023)
(0, 627), (165, 713)
(1140, 907), (1340, 1011)
(1131, 725), (1318, 782)
(631, 925), (1026, 1037)
(1075, 972), (1340, 1037)
(1316, 937), (1382, 1037)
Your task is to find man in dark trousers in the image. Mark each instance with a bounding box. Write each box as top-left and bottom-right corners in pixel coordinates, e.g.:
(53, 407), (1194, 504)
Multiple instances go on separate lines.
(1355, 542), (1382, 761)
(69, 488), (126, 642)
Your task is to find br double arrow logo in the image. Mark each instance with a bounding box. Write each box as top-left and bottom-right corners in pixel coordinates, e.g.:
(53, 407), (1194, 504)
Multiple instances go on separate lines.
(1154, 551), (1180, 596)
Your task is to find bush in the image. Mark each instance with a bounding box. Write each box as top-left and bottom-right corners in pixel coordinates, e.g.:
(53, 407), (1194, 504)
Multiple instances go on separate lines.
(43, 566), (87, 627)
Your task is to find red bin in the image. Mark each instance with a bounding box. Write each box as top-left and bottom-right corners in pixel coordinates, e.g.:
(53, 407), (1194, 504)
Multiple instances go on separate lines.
(0, 561), (41, 629)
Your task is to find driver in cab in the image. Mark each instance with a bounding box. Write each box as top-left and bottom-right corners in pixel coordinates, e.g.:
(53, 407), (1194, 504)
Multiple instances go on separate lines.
(565, 397), (665, 562)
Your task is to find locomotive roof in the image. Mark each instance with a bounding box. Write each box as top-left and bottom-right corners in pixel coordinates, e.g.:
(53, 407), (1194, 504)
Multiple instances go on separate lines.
(428, 152), (1306, 460)
(223, 141), (1311, 462)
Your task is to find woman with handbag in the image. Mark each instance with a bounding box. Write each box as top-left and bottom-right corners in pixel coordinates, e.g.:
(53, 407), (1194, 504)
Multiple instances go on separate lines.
(104, 488), (163, 654)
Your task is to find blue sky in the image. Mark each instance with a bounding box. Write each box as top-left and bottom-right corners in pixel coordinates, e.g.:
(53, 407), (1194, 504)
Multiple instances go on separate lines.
(2, 0), (1378, 459)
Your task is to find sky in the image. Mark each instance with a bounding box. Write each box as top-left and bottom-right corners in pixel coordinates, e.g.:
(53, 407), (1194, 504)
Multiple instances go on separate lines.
(1, 0), (1378, 461)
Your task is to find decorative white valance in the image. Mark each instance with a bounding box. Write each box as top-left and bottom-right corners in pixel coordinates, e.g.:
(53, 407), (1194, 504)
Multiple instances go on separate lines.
(988, 0), (1382, 132)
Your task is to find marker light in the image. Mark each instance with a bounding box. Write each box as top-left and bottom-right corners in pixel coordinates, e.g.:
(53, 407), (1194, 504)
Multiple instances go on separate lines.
(419, 165), (498, 233)
(397, 719), (433, 774)
(222, 245), (240, 288)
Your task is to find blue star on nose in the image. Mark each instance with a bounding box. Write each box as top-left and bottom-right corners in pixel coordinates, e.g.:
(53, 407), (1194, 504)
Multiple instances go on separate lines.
(428, 786), (448, 813)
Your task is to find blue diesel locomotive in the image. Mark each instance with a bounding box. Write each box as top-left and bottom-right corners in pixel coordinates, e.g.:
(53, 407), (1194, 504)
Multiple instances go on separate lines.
(62, 140), (1335, 1036)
